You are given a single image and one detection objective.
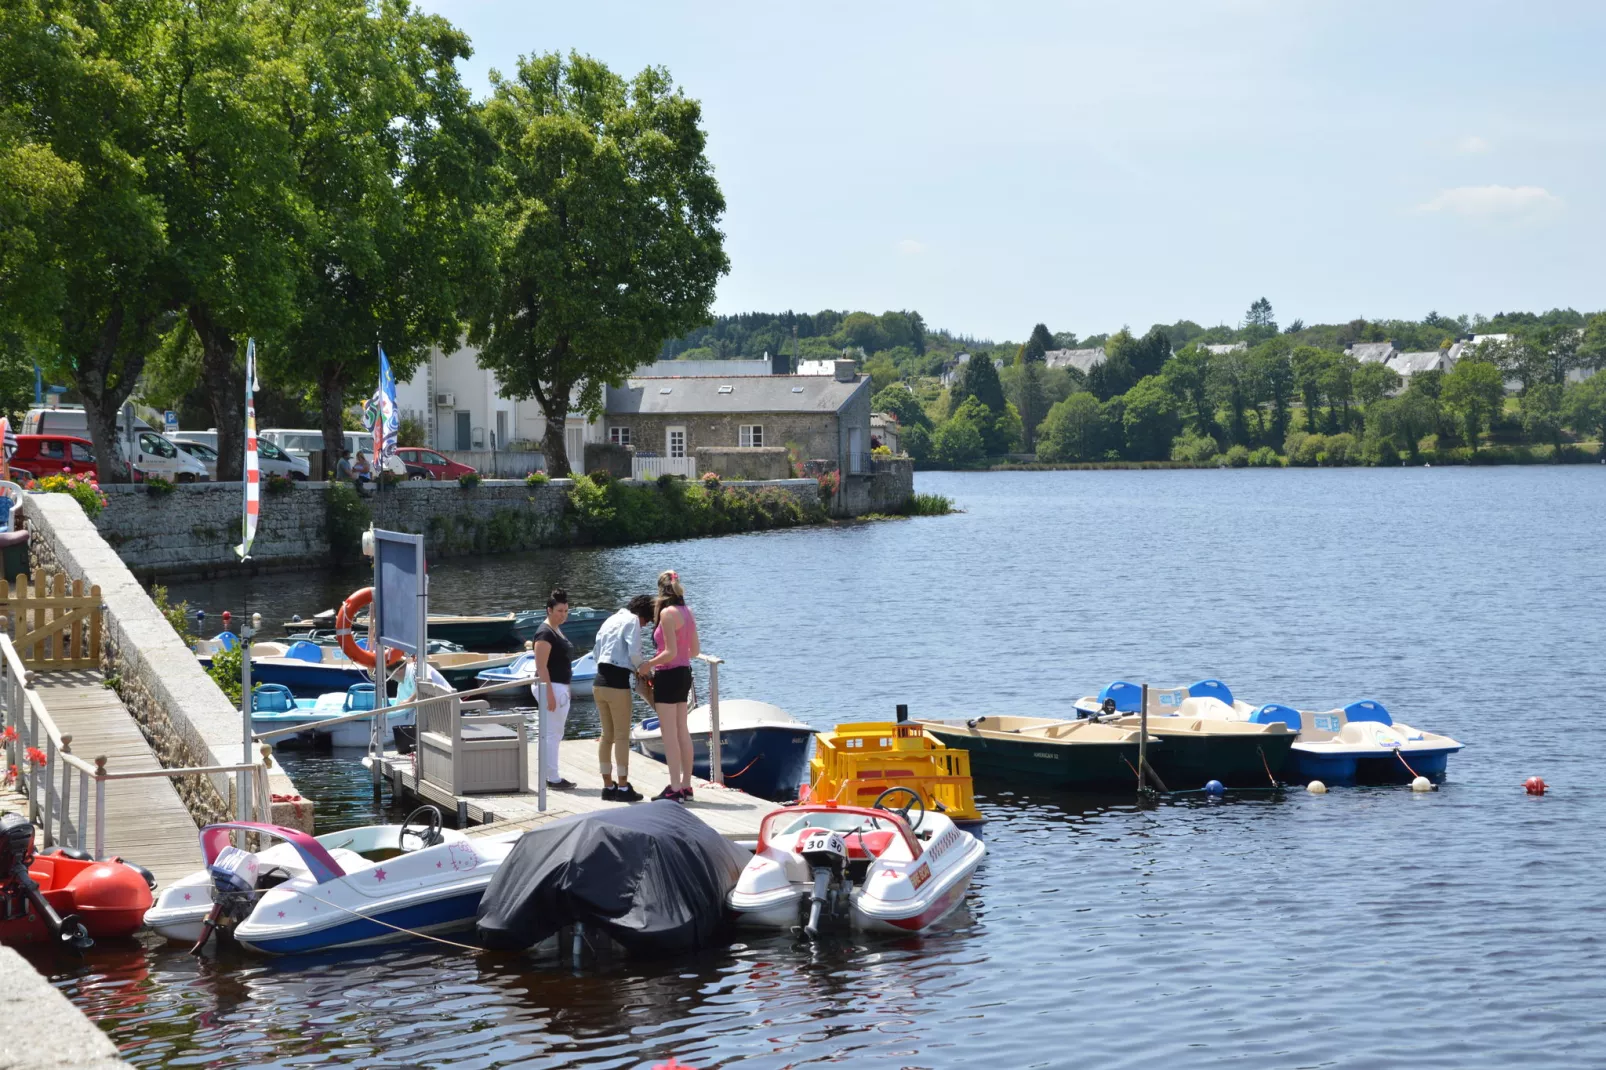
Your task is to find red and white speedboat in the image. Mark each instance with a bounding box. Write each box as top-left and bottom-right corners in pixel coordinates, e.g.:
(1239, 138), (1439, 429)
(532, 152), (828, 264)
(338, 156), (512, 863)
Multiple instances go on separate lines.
(728, 790), (985, 936)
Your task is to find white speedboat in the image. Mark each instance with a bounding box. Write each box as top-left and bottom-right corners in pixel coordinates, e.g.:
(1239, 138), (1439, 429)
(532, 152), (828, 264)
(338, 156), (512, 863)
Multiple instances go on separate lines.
(146, 808), (520, 955)
(728, 790), (985, 936)
(475, 650), (596, 698)
(632, 699), (816, 801)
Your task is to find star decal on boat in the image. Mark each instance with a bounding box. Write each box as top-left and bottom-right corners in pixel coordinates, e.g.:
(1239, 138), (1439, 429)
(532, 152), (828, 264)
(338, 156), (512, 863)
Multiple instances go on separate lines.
(183, 893), (192, 901)
(375, 867), (388, 882)
(278, 911), (285, 918)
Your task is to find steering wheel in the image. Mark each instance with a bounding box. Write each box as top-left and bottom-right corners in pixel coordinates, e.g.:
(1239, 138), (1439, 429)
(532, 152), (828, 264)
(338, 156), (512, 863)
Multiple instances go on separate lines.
(398, 805), (443, 851)
(871, 786), (926, 831)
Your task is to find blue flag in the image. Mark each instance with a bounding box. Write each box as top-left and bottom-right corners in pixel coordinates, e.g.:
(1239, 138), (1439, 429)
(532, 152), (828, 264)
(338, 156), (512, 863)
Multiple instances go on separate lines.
(368, 345), (400, 466)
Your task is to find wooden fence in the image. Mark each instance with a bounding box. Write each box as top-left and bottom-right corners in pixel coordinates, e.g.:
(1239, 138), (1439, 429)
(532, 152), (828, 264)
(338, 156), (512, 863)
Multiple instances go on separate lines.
(0, 573), (103, 671)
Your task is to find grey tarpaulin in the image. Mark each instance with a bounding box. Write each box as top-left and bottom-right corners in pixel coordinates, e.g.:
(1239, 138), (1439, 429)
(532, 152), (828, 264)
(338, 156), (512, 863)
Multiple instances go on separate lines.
(476, 801), (749, 955)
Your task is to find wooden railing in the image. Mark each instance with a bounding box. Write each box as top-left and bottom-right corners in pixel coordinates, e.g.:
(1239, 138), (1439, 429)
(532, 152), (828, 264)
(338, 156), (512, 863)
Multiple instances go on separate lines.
(0, 634), (271, 858)
(0, 572), (103, 671)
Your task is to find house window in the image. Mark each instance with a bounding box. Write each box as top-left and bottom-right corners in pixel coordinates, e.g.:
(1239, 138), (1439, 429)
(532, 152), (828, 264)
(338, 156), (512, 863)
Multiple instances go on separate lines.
(667, 427), (686, 459)
(739, 424), (763, 448)
(609, 426), (632, 446)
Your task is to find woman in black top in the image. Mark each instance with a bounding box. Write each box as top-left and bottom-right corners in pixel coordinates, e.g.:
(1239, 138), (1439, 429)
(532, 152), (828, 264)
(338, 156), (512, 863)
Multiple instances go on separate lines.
(531, 588), (575, 789)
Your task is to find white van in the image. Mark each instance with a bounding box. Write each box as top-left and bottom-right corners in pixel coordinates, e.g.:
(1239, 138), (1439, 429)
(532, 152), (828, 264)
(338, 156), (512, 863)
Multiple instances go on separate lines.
(261, 428), (375, 462)
(173, 435), (309, 481)
(22, 407), (209, 481)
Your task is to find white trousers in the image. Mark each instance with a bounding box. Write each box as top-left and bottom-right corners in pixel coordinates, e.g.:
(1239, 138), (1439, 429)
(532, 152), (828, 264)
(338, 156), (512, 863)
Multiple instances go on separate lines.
(533, 681), (571, 784)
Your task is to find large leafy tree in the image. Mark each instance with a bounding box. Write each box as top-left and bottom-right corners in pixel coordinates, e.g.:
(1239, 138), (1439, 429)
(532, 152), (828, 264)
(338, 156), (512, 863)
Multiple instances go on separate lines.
(472, 51), (729, 476)
(1563, 374), (1606, 445)
(2, 0), (175, 480)
(1441, 360), (1505, 450)
(1165, 344), (1216, 440)
(870, 383), (930, 429)
(1021, 323), (1053, 364)
(1121, 375), (1180, 460)
(1036, 392), (1104, 462)
(1353, 362), (1402, 409)
(269, 0), (494, 476)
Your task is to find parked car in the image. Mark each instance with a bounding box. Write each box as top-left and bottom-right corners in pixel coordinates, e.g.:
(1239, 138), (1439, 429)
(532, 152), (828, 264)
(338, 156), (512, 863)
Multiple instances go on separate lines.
(173, 436), (310, 481)
(394, 447), (477, 481)
(22, 405), (154, 438)
(9, 434), (98, 482)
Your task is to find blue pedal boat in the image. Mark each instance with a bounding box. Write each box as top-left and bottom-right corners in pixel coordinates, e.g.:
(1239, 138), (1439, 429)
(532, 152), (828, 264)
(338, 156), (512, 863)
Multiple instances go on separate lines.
(251, 683), (415, 749)
(1253, 699), (1464, 785)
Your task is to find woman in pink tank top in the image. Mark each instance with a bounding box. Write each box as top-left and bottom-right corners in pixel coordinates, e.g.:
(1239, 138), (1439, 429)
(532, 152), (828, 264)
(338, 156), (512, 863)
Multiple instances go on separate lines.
(644, 570), (699, 800)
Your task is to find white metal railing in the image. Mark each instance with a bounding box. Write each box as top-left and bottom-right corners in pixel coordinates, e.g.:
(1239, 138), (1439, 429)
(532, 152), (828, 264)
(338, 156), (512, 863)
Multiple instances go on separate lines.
(0, 634), (271, 858)
(631, 455), (698, 480)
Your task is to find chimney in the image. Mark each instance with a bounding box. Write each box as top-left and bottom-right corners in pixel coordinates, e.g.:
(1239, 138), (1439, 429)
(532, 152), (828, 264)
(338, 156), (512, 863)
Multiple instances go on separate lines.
(771, 349), (790, 375)
(833, 359), (856, 383)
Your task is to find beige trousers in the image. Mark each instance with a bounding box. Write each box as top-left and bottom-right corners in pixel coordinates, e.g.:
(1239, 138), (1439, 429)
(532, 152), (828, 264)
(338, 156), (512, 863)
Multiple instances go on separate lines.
(594, 685), (634, 779)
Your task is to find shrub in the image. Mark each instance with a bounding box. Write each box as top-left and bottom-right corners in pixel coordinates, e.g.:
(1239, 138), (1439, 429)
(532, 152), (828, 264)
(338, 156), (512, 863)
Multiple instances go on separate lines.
(398, 416), (427, 447)
(566, 473), (824, 545)
(700, 471), (721, 488)
(457, 471), (482, 488)
(816, 470), (840, 504)
(145, 475), (175, 496)
(325, 481), (370, 563)
(588, 469), (613, 486)
(525, 470), (549, 486)
(1285, 431), (1326, 466)
(265, 472), (296, 494)
(872, 444), (892, 457)
(1248, 446), (1282, 467)
(1170, 430), (1219, 464)
(377, 469), (404, 487)
(900, 492), (955, 516)
(153, 585), (197, 646)
(656, 473), (676, 490)
(1222, 444), (1251, 468)
(1318, 432), (1357, 466)
(207, 644), (243, 707)
(29, 472), (108, 518)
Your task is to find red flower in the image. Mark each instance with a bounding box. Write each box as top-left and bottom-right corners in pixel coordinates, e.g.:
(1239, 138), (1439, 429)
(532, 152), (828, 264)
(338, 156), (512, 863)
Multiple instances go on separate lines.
(4, 765), (16, 784)
(1, 725), (16, 742)
(25, 746), (47, 768)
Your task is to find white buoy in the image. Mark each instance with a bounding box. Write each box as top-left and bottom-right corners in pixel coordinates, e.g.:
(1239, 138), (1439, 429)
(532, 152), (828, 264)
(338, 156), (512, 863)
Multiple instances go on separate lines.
(1410, 776), (1432, 792)
(1307, 781), (1327, 794)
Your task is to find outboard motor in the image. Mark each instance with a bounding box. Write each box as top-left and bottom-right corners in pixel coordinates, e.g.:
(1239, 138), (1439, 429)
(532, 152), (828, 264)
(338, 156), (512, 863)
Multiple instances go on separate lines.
(190, 844), (259, 955)
(796, 828), (848, 940)
(0, 811), (92, 950)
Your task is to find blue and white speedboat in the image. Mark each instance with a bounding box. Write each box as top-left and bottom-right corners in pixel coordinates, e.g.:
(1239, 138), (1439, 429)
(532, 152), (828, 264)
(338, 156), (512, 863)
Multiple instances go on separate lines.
(631, 699), (816, 801)
(146, 810), (521, 955)
(474, 650), (597, 699)
(1250, 699), (1464, 785)
(251, 683), (414, 749)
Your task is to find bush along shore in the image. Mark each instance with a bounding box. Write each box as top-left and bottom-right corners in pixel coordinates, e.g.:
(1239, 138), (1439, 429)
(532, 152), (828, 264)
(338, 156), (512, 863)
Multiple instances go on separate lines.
(565, 472), (827, 544)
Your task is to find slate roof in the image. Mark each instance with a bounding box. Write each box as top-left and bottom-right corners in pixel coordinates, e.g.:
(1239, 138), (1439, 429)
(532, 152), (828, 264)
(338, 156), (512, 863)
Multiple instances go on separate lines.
(1203, 342), (1247, 355)
(1390, 351), (1453, 376)
(1043, 347), (1106, 374)
(606, 375), (867, 415)
(1347, 341), (1398, 363)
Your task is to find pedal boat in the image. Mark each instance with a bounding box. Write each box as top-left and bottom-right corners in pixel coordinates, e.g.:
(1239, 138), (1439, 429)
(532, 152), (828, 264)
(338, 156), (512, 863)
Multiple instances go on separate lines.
(145, 811), (519, 954)
(800, 721), (983, 826)
(474, 649), (597, 698)
(1073, 679), (1296, 788)
(916, 715), (1154, 791)
(1253, 699), (1464, 785)
(250, 683), (415, 749)
(728, 797), (985, 935)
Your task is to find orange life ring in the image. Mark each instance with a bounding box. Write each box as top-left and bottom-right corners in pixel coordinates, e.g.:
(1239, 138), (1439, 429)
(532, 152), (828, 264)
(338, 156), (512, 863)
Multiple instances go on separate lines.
(335, 587), (405, 669)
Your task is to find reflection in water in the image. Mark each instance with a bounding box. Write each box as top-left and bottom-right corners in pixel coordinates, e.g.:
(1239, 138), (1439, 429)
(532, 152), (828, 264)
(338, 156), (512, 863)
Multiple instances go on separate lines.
(34, 468), (1606, 1067)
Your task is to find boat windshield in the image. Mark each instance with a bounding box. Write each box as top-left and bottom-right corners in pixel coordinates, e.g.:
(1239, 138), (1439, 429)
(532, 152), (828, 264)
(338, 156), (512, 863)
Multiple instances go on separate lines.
(773, 811), (886, 837)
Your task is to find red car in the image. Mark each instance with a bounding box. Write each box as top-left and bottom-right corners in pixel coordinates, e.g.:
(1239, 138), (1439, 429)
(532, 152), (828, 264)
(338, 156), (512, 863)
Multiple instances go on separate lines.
(9, 434), (98, 482)
(394, 447), (476, 481)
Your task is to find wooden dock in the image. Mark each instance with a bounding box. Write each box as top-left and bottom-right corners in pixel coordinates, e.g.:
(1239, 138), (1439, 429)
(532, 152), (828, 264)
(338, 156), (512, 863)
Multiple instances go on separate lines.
(369, 738), (776, 842)
(29, 671), (203, 887)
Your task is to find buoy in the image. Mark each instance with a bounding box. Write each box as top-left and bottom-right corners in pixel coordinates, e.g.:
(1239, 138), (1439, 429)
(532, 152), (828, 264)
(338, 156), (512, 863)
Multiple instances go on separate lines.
(195, 609), (205, 622)
(221, 610), (231, 626)
(1410, 776), (1432, 792)
(1307, 781), (1327, 794)
(251, 612), (262, 627)
(1204, 779), (1225, 796)
(1525, 776), (1546, 796)
(291, 614), (302, 623)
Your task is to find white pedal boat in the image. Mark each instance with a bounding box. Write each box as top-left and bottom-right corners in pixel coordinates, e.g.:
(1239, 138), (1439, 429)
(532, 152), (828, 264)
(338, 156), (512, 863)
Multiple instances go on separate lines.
(729, 791), (985, 936)
(145, 808), (519, 954)
(475, 650), (597, 698)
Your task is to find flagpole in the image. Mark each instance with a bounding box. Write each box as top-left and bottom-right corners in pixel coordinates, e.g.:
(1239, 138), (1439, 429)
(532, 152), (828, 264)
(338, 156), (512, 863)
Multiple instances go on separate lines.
(236, 339), (261, 828)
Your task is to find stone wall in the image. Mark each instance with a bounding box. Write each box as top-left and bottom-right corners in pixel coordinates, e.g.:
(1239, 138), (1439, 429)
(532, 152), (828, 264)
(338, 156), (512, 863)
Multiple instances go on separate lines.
(836, 457), (915, 516)
(0, 946), (133, 1069)
(21, 493), (310, 831)
(696, 446), (791, 481)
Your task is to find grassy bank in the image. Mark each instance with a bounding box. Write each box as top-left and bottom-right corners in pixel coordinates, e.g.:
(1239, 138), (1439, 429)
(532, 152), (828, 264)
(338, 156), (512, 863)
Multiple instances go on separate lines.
(567, 473), (827, 544)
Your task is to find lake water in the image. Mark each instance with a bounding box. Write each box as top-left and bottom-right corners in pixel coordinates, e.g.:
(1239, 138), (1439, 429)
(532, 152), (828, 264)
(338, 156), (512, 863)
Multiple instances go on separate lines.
(37, 467), (1606, 1068)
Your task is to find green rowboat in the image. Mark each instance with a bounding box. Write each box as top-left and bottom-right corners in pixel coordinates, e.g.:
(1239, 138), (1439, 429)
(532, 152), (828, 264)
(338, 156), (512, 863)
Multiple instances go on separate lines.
(917, 716), (1154, 792)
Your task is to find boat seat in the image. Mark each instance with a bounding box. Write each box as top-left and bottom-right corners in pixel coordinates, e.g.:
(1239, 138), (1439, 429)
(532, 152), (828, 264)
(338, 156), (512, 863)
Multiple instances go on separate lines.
(846, 829), (896, 859)
(286, 640), (324, 663)
(252, 685), (296, 713)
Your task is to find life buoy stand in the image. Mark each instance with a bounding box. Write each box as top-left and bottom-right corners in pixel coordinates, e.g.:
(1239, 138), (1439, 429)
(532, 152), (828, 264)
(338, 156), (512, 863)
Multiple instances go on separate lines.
(336, 587), (405, 669)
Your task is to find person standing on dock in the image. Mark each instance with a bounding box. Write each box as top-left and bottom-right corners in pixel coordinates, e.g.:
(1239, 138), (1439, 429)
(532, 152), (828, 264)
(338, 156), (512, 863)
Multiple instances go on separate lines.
(592, 594), (656, 803)
(644, 570), (699, 802)
(531, 588), (576, 790)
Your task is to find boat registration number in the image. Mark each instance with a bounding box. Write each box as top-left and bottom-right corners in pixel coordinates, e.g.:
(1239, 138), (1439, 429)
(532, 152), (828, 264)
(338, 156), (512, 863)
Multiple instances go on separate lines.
(801, 831), (846, 858)
(910, 862), (931, 889)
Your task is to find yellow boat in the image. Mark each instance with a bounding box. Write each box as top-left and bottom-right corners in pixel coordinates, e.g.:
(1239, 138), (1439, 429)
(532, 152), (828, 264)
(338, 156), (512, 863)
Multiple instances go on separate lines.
(800, 721), (984, 826)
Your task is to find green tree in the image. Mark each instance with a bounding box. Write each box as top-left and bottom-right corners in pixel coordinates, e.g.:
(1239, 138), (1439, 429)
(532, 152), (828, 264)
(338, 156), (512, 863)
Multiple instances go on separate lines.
(1208, 342), (1254, 445)
(1520, 382), (1566, 452)
(932, 412), (983, 465)
(1121, 375), (1181, 460)
(862, 352), (898, 394)
(1441, 360), (1505, 450)
(870, 383), (930, 429)
(471, 52), (728, 476)
(1036, 392), (1104, 462)
(949, 352), (1005, 416)
(834, 311), (888, 354)
(1087, 328), (1134, 400)
(1364, 390), (1436, 463)
(1165, 344), (1216, 440)
(1319, 352), (1359, 431)
(1291, 346), (1330, 432)
(1353, 362), (1403, 409)
(1242, 297), (1277, 342)
(900, 422), (932, 461)
(1563, 374), (1606, 445)
(1021, 323), (1053, 364)
(1250, 338), (1294, 445)
(1011, 360), (1047, 452)
(1578, 314), (1606, 371)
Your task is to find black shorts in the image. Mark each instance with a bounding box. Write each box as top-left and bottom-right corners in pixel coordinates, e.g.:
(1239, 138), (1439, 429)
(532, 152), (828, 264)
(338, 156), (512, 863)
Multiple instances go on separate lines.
(652, 665), (693, 705)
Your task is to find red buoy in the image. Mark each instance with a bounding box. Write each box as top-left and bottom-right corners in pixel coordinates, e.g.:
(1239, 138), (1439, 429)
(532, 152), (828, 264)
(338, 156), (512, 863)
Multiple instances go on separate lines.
(1524, 776), (1547, 796)
(221, 610), (232, 626)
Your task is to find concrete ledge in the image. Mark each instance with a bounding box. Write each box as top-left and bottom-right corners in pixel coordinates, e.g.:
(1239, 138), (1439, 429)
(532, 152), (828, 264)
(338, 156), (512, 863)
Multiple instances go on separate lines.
(0, 947), (130, 1069)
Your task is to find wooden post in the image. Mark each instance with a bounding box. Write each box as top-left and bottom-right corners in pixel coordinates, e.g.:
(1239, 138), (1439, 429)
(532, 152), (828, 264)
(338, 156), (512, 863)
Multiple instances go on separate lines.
(1139, 682), (1149, 792)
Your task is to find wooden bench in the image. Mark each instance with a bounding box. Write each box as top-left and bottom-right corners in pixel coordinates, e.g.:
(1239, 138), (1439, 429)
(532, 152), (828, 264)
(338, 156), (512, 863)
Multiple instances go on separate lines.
(415, 682), (529, 795)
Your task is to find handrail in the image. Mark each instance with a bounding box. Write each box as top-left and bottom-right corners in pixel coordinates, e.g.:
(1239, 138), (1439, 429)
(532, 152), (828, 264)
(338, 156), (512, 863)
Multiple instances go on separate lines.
(0, 633), (274, 859)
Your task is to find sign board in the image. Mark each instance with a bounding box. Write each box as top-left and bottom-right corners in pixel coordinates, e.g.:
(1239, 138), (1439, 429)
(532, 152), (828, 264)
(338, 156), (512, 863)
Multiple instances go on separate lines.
(164, 410), (179, 435)
(373, 529), (427, 656)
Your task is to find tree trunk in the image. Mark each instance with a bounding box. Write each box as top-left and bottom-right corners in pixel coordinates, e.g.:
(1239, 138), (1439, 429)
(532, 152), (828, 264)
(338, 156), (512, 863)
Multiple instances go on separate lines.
(319, 363), (347, 479)
(540, 387), (572, 477)
(191, 307), (243, 480)
(71, 304), (144, 484)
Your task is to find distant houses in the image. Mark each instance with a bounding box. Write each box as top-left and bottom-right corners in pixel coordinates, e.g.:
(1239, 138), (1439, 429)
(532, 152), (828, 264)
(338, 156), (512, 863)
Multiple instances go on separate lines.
(1043, 347), (1106, 375)
(1346, 339), (1466, 383)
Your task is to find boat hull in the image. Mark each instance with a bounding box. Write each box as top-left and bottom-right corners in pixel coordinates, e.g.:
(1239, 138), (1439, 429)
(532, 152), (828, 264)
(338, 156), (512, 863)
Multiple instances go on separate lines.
(1141, 730), (1294, 790)
(1287, 745), (1457, 786)
(921, 723), (1146, 792)
(236, 889), (486, 955)
(201, 656), (368, 693)
(634, 726), (814, 801)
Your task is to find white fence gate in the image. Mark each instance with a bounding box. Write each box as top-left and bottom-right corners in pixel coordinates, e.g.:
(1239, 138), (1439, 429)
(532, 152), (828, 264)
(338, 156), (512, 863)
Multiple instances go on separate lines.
(631, 455), (698, 480)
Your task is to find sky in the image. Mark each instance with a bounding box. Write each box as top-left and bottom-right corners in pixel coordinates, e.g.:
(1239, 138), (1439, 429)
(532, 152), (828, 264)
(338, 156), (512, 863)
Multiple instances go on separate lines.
(419, 0), (1606, 342)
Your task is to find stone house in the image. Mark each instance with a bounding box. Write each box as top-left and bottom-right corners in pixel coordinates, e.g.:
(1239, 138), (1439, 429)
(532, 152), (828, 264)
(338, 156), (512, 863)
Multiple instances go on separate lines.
(604, 361), (873, 473)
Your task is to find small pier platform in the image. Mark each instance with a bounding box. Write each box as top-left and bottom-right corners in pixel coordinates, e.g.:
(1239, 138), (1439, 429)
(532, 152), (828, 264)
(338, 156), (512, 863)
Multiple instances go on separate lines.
(368, 739), (774, 842)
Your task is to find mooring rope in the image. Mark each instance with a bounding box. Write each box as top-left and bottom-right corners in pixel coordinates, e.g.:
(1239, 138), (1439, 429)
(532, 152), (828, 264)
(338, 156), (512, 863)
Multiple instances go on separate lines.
(283, 885), (486, 953)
